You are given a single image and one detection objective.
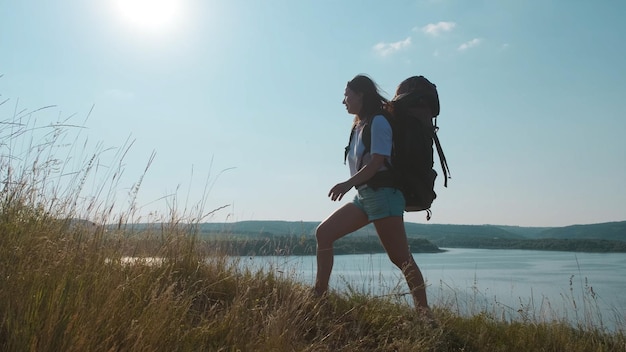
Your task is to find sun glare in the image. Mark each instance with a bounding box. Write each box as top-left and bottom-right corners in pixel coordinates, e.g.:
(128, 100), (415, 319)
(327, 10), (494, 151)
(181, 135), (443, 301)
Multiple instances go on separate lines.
(114, 0), (183, 32)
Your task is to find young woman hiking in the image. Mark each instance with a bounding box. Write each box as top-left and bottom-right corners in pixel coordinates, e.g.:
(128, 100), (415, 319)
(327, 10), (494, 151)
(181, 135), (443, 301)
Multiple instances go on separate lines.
(313, 74), (430, 313)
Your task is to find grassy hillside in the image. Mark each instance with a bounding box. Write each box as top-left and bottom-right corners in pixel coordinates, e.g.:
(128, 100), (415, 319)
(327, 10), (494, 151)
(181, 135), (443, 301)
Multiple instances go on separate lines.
(2, 104), (624, 350)
(3, 214), (625, 351)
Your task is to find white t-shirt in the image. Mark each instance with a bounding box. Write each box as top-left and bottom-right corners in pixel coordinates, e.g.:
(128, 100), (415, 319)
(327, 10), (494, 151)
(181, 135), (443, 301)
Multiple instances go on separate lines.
(346, 115), (392, 177)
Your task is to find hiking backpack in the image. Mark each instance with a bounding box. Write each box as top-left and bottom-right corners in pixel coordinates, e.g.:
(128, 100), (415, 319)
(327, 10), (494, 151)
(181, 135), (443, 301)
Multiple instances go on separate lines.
(344, 76), (450, 220)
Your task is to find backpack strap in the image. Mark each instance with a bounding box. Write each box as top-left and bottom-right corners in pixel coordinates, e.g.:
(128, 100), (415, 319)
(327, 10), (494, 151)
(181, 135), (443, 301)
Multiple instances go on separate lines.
(432, 118), (451, 187)
(344, 118), (396, 190)
(352, 117), (390, 171)
(344, 118), (374, 168)
(344, 127), (357, 165)
(359, 120), (371, 170)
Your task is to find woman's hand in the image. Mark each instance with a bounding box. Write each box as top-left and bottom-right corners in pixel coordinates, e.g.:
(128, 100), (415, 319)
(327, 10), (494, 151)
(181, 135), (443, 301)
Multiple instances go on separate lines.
(327, 154), (387, 202)
(328, 181), (353, 201)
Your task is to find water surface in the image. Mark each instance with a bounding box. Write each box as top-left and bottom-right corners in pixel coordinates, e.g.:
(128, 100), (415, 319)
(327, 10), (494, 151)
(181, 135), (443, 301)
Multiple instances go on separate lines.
(239, 248), (626, 331)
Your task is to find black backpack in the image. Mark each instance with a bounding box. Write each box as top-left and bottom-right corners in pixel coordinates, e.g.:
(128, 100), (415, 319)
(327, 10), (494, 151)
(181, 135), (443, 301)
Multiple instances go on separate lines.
(344, 76), (450, 220)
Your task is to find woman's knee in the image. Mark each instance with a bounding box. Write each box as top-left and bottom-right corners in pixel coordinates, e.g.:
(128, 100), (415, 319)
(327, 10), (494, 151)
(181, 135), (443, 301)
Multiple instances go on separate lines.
(388, 253), (415, 270)
(315, 223), (333, 248)
(315, 204), (368, 248)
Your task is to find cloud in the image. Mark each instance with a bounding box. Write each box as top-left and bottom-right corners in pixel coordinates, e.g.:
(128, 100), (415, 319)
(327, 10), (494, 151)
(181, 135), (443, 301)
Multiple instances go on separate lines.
(421, 21), (456, 36)
(458, 38), (482, 51)
(372, 37), (411, 57)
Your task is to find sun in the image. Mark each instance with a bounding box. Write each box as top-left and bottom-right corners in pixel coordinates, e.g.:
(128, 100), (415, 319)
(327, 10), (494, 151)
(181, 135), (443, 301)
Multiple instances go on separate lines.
(114, 0), (183, 32)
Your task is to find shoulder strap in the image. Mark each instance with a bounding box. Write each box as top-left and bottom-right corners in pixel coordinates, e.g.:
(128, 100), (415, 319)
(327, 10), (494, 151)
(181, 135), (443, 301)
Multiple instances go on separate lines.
(432, 119), (451, 187)
(344, 128), (356, 164)
(343, 120), (374, 165)
(343, 115), (395, 170)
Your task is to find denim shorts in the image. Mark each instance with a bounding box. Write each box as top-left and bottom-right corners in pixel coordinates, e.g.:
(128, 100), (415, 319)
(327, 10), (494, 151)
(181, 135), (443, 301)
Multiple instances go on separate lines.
(352, 187), (405, 221)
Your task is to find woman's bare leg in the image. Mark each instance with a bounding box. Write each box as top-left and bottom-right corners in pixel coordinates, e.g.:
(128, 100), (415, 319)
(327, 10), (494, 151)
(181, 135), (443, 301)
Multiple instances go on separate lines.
(373, 216), (429, 309)
(314, 203), (369, 295)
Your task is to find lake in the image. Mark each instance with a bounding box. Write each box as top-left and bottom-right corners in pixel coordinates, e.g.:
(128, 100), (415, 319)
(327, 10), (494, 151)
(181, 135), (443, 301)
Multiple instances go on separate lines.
(237, 248), (626, 331)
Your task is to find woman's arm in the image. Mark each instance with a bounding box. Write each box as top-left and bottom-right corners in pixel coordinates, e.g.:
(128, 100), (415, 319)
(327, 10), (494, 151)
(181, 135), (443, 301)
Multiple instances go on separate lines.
(328, 153), (386, 201)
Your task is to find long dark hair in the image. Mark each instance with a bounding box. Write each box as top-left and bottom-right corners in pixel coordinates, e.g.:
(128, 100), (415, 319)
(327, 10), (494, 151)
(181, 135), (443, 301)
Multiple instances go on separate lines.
(346, 75), (389, 122)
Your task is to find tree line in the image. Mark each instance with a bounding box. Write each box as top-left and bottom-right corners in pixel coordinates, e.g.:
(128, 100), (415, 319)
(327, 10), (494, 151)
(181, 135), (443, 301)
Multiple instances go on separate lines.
(430, 237), (626, 252)
(205, 234), (443, 256)
(199, 232), (626, 255)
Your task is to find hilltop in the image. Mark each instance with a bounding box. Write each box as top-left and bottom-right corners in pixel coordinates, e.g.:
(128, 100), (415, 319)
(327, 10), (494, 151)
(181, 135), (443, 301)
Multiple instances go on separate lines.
(194, 220), (626, 241)
(188, 220), (626, 253)
(115, 220), (626, 253)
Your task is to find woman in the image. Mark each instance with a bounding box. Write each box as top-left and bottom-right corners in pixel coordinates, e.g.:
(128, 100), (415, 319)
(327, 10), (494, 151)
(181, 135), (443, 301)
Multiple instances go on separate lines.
(314, 75), (430, 312)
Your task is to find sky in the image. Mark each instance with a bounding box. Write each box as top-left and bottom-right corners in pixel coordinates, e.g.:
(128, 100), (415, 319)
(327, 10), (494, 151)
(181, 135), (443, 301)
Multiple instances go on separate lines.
(1, 0), (625, 227)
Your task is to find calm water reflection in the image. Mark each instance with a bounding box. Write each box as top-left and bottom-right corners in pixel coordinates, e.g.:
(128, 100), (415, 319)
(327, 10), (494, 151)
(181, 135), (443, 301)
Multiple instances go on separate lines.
(238, 248), (626, 331)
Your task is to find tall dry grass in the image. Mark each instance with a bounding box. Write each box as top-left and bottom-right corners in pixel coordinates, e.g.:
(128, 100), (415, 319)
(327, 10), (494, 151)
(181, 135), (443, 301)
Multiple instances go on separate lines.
(0, 97), (625, 351)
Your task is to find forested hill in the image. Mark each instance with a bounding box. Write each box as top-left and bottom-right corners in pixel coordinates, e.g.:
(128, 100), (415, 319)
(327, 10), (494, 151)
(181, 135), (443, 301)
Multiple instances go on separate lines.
(191, 220), (626, 253)
(534, 221), (626, 241)
(196, 220), (626, 242)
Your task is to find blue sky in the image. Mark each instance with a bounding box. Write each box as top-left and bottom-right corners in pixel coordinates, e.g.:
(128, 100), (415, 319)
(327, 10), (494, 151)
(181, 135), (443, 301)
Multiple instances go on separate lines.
(1, 0), (625, 227)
